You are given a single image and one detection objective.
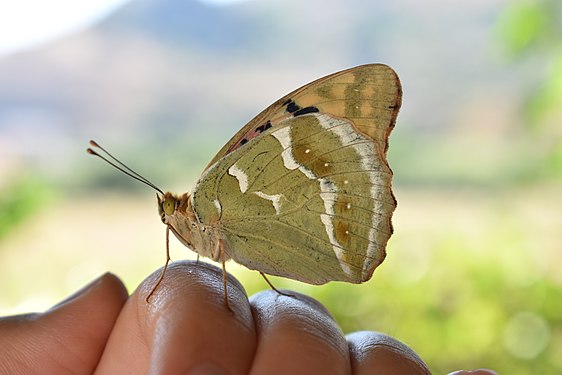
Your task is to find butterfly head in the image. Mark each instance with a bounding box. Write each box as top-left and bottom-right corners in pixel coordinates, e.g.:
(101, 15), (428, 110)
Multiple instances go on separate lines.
(157, 192), (217, 258)
(157, 192), (189, 224)
(158, 192), (177, 219)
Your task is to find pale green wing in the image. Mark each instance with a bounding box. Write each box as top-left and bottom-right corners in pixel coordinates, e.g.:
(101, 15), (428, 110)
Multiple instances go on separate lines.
(192, 64), (401, 284)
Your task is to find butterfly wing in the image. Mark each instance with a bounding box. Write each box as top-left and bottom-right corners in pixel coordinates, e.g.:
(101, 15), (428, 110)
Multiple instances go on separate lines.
(193, 64), (401, 284)
(206, 63), (401, 169)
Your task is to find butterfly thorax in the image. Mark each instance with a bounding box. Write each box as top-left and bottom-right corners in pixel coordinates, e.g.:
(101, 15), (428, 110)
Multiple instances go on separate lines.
(157, 192), (224, 261)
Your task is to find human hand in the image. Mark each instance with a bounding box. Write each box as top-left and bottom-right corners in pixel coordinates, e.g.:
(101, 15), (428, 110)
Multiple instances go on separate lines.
(0, 260), (496, 374)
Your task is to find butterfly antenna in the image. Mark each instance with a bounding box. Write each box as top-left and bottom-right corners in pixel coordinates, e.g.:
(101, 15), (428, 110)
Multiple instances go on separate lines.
(87, 140), (164, 195)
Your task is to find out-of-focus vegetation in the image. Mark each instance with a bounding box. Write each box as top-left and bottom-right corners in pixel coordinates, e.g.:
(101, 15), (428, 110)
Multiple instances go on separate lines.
(496, 0), (562, 176)
(0, 177), (53, 240)
(0, 0), (561, 374)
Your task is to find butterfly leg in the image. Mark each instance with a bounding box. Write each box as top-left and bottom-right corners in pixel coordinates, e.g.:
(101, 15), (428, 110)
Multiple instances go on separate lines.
(146, 225), (172, 302)
(218, 239), (233, 312)
(259, 272), (294, 298)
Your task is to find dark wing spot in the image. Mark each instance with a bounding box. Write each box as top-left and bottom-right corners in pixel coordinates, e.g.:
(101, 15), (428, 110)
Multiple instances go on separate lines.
(256, 120), (272, 133)
(285, 100), (301, 114)
(284, 99), (319, 116)
(293, 106), (319, 117)
(240, 138), (248, 145)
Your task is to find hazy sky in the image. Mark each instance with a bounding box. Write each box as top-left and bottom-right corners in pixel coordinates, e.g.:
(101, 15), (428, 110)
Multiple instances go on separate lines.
(0, 0), (249, 56)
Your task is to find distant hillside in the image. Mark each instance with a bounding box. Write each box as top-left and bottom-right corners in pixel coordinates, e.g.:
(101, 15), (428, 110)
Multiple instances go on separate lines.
(100, 0), (263, 52)
(0, 0), (514, 185)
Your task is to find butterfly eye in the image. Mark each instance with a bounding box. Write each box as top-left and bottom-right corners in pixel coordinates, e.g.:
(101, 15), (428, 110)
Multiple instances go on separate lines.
(162, 197), (175, 215)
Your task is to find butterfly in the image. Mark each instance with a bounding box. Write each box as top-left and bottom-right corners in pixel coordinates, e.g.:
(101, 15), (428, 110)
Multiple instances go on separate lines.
(89, 63), (402, 308)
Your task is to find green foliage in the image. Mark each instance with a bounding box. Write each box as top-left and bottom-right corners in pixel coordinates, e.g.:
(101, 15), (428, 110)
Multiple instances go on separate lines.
(496, 1), (551, 55)
(526, 49), (562, 123)
(495, 0), (562, 180)
(0, 177), (53, 241)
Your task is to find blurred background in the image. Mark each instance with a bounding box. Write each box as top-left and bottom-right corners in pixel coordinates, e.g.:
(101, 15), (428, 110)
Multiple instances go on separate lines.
(0, 0), (561, 373)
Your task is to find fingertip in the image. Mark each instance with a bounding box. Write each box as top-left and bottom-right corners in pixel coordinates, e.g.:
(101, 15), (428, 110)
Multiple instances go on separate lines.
(134, 260), (251, 322)
(249, 289), (349, 374)
(0, 273), (129, 374)
(259, 288), (333, 314)
(347, 331), (431, 375)
(121, 260), (256, 374)
(44, 272), (129, 347)
(252, 288), (344, 335)
(48, 272), (128, 312)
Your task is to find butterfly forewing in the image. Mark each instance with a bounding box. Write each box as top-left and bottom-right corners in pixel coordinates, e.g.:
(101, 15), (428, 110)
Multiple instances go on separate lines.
(205, 64), (401, 169)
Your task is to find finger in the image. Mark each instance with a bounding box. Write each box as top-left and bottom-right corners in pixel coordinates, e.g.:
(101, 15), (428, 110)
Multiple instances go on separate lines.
(96, 260), (257, 374)
(347, 331), (430, 375)
(249, 290), (351, 374)
(0, 273), (127, 374)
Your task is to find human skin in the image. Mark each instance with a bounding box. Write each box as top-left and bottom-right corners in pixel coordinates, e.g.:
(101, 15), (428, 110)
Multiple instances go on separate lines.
(0, 260), (497, 374)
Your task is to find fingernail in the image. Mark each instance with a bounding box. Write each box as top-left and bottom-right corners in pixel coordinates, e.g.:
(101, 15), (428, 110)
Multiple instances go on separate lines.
(188, 362), (228, 375)
(49, 273), (110, 310)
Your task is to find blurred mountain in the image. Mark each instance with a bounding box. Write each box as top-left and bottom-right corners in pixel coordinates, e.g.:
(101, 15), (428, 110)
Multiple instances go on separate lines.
(0, 0), (513, 185)
(100, 0), (267, 53)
